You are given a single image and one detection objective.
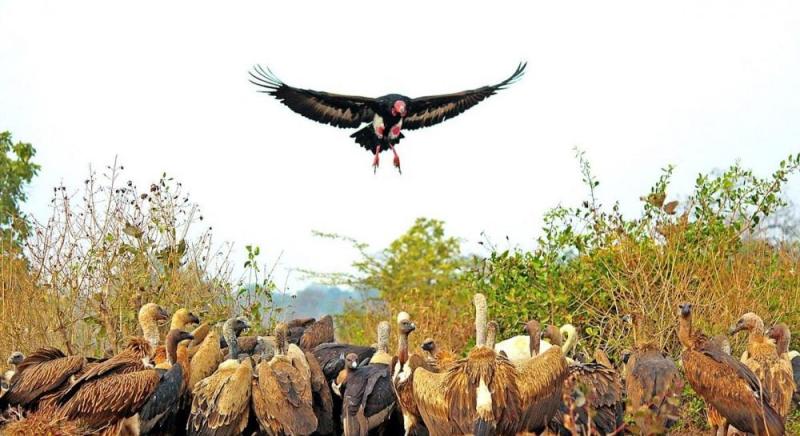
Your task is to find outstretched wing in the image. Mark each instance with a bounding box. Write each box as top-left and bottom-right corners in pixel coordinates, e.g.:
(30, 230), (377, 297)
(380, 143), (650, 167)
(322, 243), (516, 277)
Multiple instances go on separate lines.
(250, 65), (376, 128)
(403, 62), (526, 130)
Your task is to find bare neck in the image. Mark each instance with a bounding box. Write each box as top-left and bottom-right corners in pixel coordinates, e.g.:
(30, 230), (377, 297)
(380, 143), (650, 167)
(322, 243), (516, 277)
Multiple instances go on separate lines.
(141, 321), (160, 348)
(397, 332), (409, 364)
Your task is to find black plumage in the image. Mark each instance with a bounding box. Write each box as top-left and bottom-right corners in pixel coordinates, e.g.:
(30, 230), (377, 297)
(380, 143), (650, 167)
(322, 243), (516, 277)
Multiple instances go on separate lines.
(341, 363), (397, 436)
(249, 63), (526, 172)
(313, 343), (375, 382)
(139, 366), (183, 435)
(792, 354), (800, 406)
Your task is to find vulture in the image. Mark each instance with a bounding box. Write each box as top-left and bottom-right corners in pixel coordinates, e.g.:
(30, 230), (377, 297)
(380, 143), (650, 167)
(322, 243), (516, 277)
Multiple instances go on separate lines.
(420, 338), (457, 372)
(370, 321), (393, 366)
(0, 348), (86, 412)
(513, 320), (570, 435)
(313, 342), (375, 384)
(154, 308), (200, 365)
(678, 303), (784, 436)
(494, 323), (576, 363)
(251, 322), (318, 436)
(57, 336), (154, 407)
(730, 312), (795, 423)
(299, 315), (335, 351)
(2, 352), (24, 389)
(413, 294), (522, 436)
(139, 303), (171, 349)
(189, 330), (224, 389)
(188, 357), (253, 436)
(304, 345), (335, 435)
(218, 317), (253, 357)
(542, 324), (624, 435)
(766, 323), (800, 406)
(249, 63), (526, 173)
(287, 317), (317, 345)
(621, 312), (681, 433)
(187, 322), (211, 359)
(55, 330), (193, 435)
(341, 352), (397, 436)
(390, 313), (430, 436)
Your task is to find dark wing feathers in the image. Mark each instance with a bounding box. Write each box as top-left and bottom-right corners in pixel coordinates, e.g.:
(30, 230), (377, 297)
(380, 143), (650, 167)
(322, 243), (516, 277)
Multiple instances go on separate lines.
(313, 343), (375, 381)
(138, 366), (183, 434)
(250, 65), (376, 128)
(403, 62), (526, 130)
(792, 355), (800, 405)
(299, 315), (335, 351)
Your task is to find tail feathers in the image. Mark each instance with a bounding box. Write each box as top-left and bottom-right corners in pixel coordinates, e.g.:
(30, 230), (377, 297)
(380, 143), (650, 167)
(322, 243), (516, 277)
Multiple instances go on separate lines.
(763, 403), (785, 436)
(350, 125), (403, 152)
(474, 417), (496, 436)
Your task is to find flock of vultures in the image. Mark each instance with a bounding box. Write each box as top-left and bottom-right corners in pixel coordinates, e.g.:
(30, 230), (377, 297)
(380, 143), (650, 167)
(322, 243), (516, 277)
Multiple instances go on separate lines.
(0, 295), (799, 436)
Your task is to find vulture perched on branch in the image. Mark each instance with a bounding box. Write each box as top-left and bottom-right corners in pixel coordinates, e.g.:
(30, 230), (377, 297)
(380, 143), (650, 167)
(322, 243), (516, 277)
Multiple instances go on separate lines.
(678, 303), (784, 436)
(249, 63), (526, 173)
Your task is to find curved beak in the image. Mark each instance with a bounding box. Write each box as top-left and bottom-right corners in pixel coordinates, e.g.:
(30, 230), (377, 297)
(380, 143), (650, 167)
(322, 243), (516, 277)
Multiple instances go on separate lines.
(421, 341), (434, 352)
(728, 324), (742, 335)
(157, 307), (170, 322)
(189, 313), (200, 325)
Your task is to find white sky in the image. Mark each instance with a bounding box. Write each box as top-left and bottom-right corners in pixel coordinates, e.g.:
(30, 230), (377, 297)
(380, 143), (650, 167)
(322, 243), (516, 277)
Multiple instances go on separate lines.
(2, 1), (799, 291)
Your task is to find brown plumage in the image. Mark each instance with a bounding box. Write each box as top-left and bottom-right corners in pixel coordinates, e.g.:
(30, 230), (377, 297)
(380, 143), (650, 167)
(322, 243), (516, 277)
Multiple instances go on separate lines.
(187, 323), (211, 359)
(542, 325), (623, 435)
(57, 336), (153, 406)
(390, 313), (430, 436)
(55, 331), (192, 434)
(679, 303), (784, 436)
(252, 322), (318, 436)
(730, 312), (795, 423)
(0, 410), (85, 436)
(188, 358), (253, 436)
(515, 321), (569, 435)
(1, 348), (86, 411)
(154, 308), (200, 365)
(287, 317), (317, 345)
(622, 312), (682, 433)
(299, 315), (335, 351)
(414, 294), (521, 436)
(189, 330), (224, 389)
(766, 323), (800, 406)
(305, 349), (335, 435)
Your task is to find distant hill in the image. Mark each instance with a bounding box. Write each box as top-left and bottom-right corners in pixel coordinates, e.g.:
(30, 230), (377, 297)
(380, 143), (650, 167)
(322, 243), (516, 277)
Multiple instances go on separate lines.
(272, 284), (374, 319)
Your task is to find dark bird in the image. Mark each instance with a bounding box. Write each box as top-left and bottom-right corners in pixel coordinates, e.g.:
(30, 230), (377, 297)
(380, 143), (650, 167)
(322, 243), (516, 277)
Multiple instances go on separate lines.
(249, 63), (527, 173)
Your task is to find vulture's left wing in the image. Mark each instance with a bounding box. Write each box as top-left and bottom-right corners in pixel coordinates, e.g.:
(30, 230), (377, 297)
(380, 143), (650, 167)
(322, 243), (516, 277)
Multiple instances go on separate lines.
(403, 62), (526, 130)
(250, 65), (376, 128)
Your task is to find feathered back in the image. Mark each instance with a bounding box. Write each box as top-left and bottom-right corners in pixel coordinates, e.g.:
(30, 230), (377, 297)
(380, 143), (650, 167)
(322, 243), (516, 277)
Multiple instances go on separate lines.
(2, 348), (85, 408)
(299, 316), (335, 351)
(516, 346), (569, 433)
(253, 354), (318, 436)
(445, 347), (521, 436)
(189, 330), (223, 389)
(742, 337), (795, 420)
(188, 359), (253, 436)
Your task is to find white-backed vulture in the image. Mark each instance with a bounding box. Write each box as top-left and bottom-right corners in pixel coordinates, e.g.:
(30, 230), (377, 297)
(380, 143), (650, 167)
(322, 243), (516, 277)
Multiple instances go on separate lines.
(420, 338), (457, 372)
(154, 309), (200, 365)
(219, 317), (252, 358)
(299, 315), (335, 351)
(57, 336), (154, 407)
(730, 312), (795, 423)
(188, 358), (253, 436)
(494, 323), (576, 363)
(414, 294), (521, 436)
(189, 330), (224, 389)
(139, 303), (171, 349)
(679, 303), (784, 436)
(252, 322), (318, 436)
(370, 321), (393, 366)
(3, 352), (24, 386)
(621, 312), (681, 433)
(55, 330), (192, 435)
(514, 320), (569, 435)
(542, 324), (623, 435)
(390, 313), (430, 436)
(766, 323), (800, 407)
(0, 348), (86, 411)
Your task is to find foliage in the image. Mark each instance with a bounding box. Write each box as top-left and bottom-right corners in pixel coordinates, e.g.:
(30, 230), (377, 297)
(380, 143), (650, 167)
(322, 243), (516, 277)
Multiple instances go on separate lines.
(0, 160), (278, 359)
(313, 218), (473, 352)
(0, 131), (40, 248)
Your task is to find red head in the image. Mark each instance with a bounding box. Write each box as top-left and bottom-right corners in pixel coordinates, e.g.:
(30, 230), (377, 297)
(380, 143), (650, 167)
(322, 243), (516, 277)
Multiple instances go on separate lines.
(391, 100), (407, 117)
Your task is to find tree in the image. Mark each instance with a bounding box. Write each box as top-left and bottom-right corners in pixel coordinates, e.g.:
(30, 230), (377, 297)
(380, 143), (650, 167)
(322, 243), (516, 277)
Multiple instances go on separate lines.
(0, 131), (40, 250)
(316, 218), (473, 350)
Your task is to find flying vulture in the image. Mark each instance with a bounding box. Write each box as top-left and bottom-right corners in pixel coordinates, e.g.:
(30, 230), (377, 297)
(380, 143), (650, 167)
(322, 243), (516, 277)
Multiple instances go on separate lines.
(249, 62), (527, 173)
